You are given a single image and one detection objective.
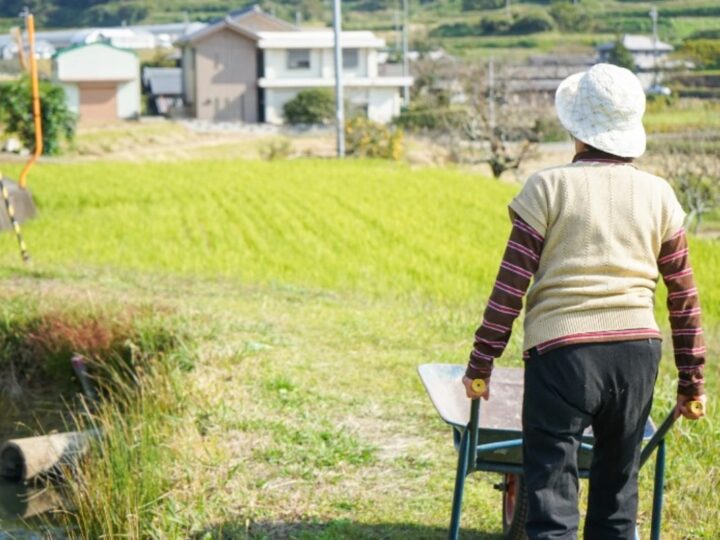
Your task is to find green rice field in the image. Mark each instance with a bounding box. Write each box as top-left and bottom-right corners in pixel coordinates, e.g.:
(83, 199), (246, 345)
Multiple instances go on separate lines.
(0, 158), (717, 538)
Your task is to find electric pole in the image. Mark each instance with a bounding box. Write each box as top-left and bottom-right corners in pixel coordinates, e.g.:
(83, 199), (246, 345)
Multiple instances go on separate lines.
(402, 0), (410, 106)
(649, 5), (658, 86)
(333, 0), (345, 157)
(488, 57), (496, 131)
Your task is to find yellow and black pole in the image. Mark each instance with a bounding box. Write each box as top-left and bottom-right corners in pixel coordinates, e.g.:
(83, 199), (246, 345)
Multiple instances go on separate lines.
(0, 174), (30, 262)
(0, 11), (41, 262)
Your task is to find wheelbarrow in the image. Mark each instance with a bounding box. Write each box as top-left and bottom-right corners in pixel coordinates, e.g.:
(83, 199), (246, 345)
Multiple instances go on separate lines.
(418, 364), (685, 540)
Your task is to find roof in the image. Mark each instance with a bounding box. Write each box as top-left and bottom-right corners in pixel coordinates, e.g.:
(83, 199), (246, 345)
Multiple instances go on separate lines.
(257, 30), (385, 49)
(142, 67), (182, 95)
(53, 41), (138, 59)
(597, 34), (673, 53)
(177, 5), (297, 46)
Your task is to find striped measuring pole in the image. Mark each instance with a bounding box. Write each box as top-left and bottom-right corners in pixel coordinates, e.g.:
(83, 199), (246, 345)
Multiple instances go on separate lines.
(0, 176), (31, 262)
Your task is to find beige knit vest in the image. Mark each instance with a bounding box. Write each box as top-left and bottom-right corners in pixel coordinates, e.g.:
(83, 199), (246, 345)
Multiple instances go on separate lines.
(509, 161), (686, 351)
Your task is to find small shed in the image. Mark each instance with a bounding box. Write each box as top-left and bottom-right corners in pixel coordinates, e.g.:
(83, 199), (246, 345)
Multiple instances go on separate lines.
(142, 67), (183, 115)
(53, 42), (140, 122)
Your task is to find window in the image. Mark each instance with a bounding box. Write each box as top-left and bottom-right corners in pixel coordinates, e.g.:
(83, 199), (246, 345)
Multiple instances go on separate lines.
(287, 49), (311, 70)
(343, 48), (359, 69)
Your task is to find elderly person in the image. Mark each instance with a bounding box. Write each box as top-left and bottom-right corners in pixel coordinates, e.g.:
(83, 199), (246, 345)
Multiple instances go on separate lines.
(462, 63), (707, 539)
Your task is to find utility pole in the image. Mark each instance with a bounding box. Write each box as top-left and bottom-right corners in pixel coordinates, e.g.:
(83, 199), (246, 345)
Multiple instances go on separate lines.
(402, 0), (410, 106)
(333, 0), (345, 157)
(649, 5), (658, 86)
(393, 6), (401, 56)
(488, 57), (496, 131)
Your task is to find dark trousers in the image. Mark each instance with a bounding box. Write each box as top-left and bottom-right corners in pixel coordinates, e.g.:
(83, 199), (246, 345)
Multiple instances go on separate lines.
(522, 339), (661, 540)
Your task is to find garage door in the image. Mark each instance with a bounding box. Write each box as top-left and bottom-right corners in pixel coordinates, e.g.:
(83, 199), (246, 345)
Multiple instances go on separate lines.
(79, 84), (118, 122)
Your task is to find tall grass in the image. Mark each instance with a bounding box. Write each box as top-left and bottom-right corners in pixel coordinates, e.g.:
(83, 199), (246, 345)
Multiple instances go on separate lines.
(55, 359), (188, 539)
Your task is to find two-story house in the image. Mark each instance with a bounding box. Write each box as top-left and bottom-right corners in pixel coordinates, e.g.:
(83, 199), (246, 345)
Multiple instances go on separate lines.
(177, 6), (411, 124)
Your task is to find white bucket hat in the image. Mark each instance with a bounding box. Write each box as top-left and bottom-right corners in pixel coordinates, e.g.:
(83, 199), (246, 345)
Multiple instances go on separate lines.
(555, 63), (647, 158)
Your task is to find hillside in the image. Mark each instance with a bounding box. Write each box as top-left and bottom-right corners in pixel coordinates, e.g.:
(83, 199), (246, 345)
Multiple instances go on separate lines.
(2, 0), (720, 58)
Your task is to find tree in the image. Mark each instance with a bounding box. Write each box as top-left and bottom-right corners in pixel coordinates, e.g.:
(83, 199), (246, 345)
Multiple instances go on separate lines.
(283, 89), (335, 125)
(0, 76), (76, 155)
(549, 1), (594, 32)
(607, 39), (636, 72)
(439, 63), (540, 178)
(658, 143), (720, 233)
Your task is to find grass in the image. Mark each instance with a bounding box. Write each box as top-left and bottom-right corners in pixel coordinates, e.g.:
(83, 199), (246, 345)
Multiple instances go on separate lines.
(0, 157), (717, 538)
(644, 99), (720, 133)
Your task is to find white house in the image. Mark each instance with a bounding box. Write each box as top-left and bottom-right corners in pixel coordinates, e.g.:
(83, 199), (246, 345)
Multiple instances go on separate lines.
(2, 39), (55, 60)
(70, 28), (157, 50)
(177, 6), (411, 124)
(53, 43), (141, 122)
(597, 34), (674, 89)
(257, 30), (411, 124)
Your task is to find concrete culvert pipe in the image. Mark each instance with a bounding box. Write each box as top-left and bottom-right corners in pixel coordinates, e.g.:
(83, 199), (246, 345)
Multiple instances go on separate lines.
(0, 430), (98, 482)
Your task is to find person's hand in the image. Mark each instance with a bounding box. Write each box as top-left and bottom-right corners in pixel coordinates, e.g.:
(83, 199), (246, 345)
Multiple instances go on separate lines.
(462, 375), (490, 400)
(676, 393), (707, 420)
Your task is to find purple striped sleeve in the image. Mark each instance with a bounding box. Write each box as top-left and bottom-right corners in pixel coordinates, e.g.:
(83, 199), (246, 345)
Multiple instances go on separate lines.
(658, 228), (705, 397)
(465, 213), (544, 380)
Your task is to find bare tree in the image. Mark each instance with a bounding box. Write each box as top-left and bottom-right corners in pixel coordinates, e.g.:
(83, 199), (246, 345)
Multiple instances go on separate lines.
(440, 62), (541, 179)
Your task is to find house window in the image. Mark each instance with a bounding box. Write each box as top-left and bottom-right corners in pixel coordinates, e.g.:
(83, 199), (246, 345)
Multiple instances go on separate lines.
(343, 48), (359, 69)
(287, 49), (311, 70)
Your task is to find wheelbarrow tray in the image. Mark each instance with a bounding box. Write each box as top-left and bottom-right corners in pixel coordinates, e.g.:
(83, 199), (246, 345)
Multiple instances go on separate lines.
(417, 363), (656, 471)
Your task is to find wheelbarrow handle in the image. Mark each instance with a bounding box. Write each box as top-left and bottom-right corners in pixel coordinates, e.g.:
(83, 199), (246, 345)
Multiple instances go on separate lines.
(468, 399), (480, 470)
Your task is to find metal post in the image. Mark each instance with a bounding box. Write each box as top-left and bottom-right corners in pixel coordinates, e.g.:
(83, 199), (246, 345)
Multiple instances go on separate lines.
(650, 6), (659, 86)
(650, 439), (666, 540)
(394, 5), (401, 55)
(488, 56), (496, 131)
(449, 427), (469, 540)
(402, 0), (410, 106)
(468, 399), (479, 473)
(332, 0), (345, 158)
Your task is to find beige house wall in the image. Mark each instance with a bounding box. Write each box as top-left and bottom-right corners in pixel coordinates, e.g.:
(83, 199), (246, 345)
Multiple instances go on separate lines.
(194, 28), (258, 122)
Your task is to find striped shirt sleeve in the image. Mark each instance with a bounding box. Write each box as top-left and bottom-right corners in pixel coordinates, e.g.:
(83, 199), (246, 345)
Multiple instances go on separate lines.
(465, 213), (544, 380)
(658, 228), (705, 397)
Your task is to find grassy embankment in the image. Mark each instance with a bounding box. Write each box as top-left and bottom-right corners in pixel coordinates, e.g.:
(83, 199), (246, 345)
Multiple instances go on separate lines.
(0, 159), (717, 538)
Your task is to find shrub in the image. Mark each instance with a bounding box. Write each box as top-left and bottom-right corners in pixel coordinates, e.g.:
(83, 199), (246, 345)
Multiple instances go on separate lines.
(462, 0), (503, 10)
(479, 13), (513, 35)
(510, 10), (555, 34)
(345, 117), (403, 160)
(283, 88), (335, 125)
(606, 39), (636, 72)
(429, 22), (479, 38)
(0, 76), (76, 155)
(259, 138), (293, 161)
(679, 40), (720, 70)
(478, 9), (555, 36)
(549, 2), (594, 32)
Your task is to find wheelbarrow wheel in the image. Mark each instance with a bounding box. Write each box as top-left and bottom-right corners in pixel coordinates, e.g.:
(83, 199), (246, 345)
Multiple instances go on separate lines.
(502, 473), (528, 540)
